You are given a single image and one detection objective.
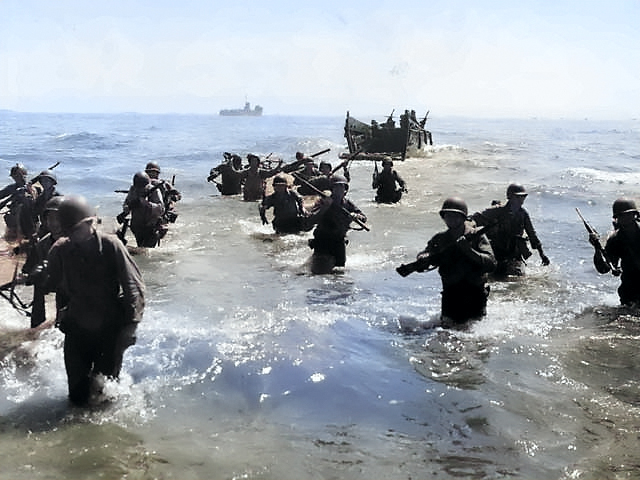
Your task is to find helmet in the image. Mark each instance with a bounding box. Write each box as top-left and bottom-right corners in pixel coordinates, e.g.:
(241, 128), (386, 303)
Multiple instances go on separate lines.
(612, 198), (638, 217)
(506, 183), (527, 197)
(145, 161), (160, 174)
(382, 157), (393, 167)
(37, 169), (57, 185)
(295, 152), (304, 161)
(44, 195), (64, 212)
(247, 154), (260, 163)
(439, 197), (468, 218)
(331, 174), (349, 185)
(319, 161), (332, 170)
(58, 195), (94, 233)
(133, 171), (150, 189)
(10, 163), (27, 178)
(273, 175), (288, 185)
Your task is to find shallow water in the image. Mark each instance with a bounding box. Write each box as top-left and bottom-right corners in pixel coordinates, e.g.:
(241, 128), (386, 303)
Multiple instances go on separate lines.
(0, 112), (639, 479)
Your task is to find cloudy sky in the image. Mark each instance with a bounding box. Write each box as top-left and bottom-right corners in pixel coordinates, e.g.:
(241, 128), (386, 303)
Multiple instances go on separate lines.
(1, 0), (638, 118)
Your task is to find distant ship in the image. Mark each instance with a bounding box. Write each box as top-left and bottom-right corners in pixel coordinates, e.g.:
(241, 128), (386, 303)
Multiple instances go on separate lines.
(219, 101), (263, 117)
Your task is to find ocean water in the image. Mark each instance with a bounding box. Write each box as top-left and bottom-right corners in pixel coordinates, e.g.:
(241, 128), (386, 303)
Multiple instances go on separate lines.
(0, 111), (639, 479)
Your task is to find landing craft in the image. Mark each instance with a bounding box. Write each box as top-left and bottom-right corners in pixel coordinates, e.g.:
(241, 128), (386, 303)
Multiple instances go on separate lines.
(342, 109), (433, 161)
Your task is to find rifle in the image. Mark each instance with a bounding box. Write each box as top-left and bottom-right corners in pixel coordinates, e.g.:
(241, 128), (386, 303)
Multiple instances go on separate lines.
(310, 148), (331, 158)
(387, 109), (395, 123)
(116, 217), (129, 245)
(396, 224), (492, 277)
(576, 207), (621, 275)
(420, 111), (430, 128)
(330, 149), (361, 175)
(0, 262), (32, 316)
(290, 172), (370, 232)
(372, 160), (379, 189)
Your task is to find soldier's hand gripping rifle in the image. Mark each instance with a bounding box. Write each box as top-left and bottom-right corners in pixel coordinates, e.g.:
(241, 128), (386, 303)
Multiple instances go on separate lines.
(396, 224), (492, 277)
(576, 207), (621, 276)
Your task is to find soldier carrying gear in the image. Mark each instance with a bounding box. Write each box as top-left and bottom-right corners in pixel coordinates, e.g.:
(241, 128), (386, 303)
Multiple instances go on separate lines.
(591, 197), (640, 306)
(306, 173), (367, 274)
(43, 194), (145, 406)
(408, 197), (496, 326)
(120, 172), (165, 248)
(372, 156), (407, 204)
(259, 175), (310, 235)
(471, 183), (549, 277)
(32, 169), (61, 232)
(0, 163), (36, 241)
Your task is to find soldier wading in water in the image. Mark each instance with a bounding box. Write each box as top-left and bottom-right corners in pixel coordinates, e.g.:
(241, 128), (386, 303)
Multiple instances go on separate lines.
(307, 174), (367, 274)
(400, 197), (496, 325)
(43, 196), (145, 406)
(471, 183), (549, 277)
(591, 198), (640, 306)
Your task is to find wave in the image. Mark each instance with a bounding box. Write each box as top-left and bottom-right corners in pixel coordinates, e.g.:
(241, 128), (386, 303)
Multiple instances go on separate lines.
(52, 131), (132, 151)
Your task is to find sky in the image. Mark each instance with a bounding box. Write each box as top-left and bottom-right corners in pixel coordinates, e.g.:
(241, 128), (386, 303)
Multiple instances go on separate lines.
(1, 0), (638, 119)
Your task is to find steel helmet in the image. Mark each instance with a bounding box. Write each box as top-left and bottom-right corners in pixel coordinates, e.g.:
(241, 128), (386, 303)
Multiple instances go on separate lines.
(133, 171), (150, 189)
(506, 183), (528, 197)
(145, 161), (160, 174)
(37, 169), (57, 185)
(331, 174), (349, 185)
(43, 195), (64, 212)
(10, 163), (27, 178)
(272, 175), (288, 185)
(58, 195), (94, 233)
(439, 197), (468, 218)
(382, 157), (393, 167)
(612, 198), (638, 218)
(319, 161), (332, 170)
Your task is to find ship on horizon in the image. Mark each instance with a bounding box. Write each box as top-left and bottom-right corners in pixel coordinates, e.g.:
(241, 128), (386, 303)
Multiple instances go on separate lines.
(219, 101), (263, 116)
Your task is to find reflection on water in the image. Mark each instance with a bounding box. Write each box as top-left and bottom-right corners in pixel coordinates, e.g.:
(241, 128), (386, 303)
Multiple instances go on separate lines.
(410, 329), (492, 389)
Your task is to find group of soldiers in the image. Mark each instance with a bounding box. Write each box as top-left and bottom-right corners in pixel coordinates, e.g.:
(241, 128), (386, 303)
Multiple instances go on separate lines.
(0, 161), (181, 406)
(208, 150), (371, 273)
(1, 148), (639, 405)
(209, 150), (640, 327)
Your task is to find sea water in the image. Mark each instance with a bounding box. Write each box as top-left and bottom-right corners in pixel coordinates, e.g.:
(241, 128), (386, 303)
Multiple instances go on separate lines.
(0, 111), (639, 479)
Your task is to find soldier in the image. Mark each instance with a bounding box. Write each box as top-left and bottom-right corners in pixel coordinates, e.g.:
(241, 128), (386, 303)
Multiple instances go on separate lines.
(308, 161), (333, 192)
(471, 183), (549, 277)
(208, 153), (245, 195)
(44, 195), (145, 406)
(307, 175), (367, 274)
(293, 158), (320, 195)
(0, 163), (36, 242)
(241, 154), (281, 202)
(31, 169), (61, 231)
(592, 198), (640, 306)
(259, 175), (309, 234)
(372, 157), (407, 204)
(418, 197), (496, 325)
(145, 161), (181, 225)
(119, 172), (165, 248)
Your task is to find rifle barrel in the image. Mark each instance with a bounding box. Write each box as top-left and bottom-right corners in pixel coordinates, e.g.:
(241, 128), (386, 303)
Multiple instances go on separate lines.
(310, 148), (331, 158)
